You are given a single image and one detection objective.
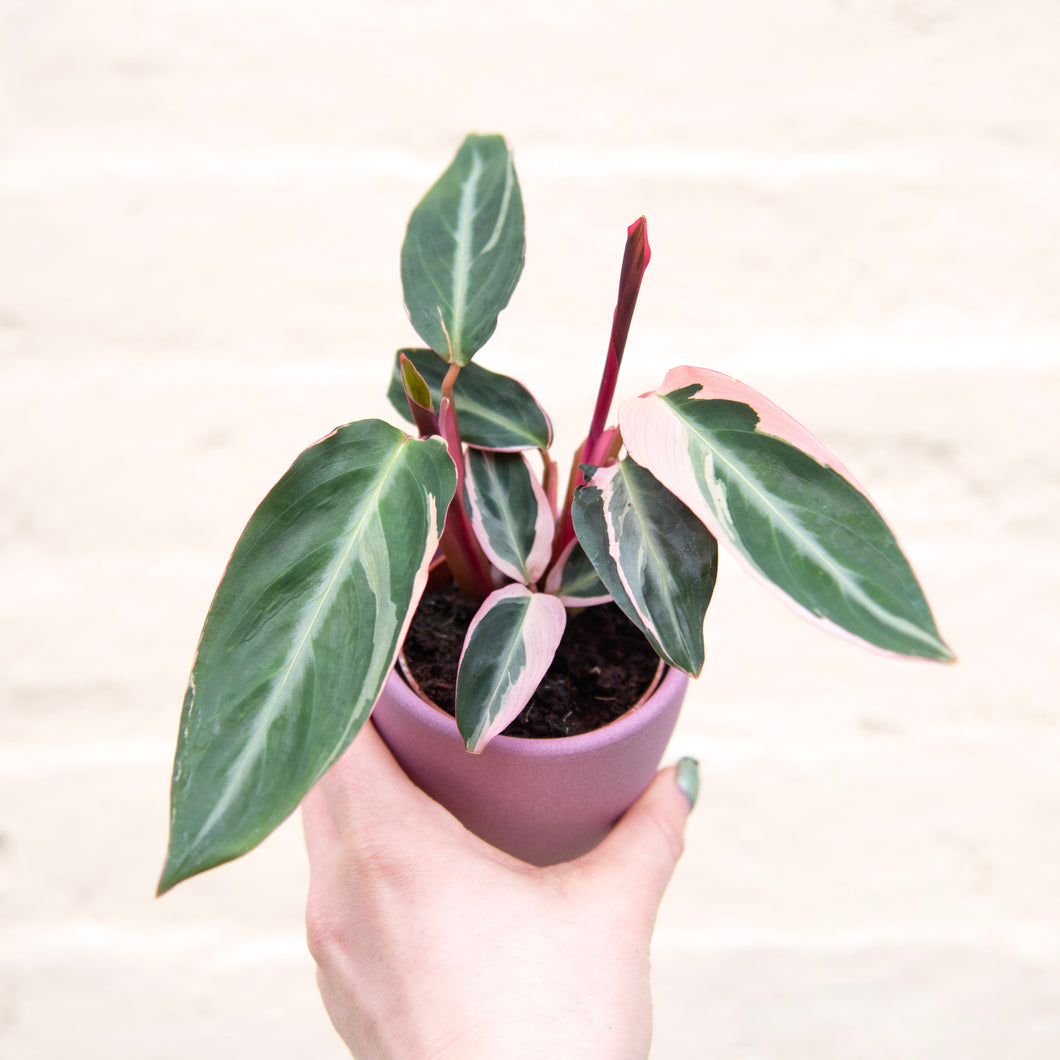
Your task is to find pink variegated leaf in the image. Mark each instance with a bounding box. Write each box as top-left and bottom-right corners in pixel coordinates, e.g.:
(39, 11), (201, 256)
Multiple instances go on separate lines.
(571, 458), (718, 675)
(543, 538), (611, 606)
(464, 449), (554, 584)
(620, 367), (953, 662)
(455, 585), (567, 753)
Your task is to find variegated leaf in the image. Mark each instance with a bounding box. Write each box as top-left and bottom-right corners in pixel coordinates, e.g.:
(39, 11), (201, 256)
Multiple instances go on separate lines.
(572, 458), (718, 675)
(543, 538), (612, 606)
(620, 367), (953, 661)
(388, 348), (552, 451)
(400, 134), (525, 365)
(159, 421), (456, 893)
(464, 449), (554, 584)
(456, 585), (567, 753)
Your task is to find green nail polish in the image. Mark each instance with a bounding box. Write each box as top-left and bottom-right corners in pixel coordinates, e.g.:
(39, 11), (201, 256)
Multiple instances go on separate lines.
(676, 756), (699, 810)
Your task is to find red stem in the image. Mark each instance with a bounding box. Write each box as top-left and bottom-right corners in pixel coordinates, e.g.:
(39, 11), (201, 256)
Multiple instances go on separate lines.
(551, 218), (652, 565)
(437, 366), (494, 600)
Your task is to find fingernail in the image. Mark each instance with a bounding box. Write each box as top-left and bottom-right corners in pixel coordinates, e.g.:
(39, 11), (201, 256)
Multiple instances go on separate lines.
(675, 756), (699, 810)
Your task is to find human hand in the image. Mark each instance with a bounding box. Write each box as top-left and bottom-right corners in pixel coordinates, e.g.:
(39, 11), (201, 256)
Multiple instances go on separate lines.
(302, 720), (698, 1060)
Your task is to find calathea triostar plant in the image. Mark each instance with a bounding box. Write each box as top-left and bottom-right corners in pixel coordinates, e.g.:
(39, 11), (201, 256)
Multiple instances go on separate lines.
(158, 133), (953, 894)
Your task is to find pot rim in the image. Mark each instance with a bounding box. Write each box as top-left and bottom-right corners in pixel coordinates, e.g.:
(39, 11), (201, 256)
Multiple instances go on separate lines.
(387, 655), (686, 758)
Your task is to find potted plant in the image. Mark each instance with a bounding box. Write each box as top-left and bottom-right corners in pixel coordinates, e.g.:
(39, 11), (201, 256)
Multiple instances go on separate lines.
(158, 133), (952, 893)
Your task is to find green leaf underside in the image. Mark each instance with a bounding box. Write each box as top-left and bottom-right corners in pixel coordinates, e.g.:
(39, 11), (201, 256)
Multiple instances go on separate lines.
(159, 422), (456, 892)
(651, 391), (951, 660)
(400, 134), (525, 366)
(464, 449), (553, 584)
(456, 586), (567, 752)
(388, 349), (552, 450)
(572, 458), (719, 675)
(544, 539), (611, 604)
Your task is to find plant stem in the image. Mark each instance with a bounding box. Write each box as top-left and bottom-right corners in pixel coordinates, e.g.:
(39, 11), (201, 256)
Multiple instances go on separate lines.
(550, 219), (652, 567)
(437, 364), (494, 600)
(441, 361), (462, 413)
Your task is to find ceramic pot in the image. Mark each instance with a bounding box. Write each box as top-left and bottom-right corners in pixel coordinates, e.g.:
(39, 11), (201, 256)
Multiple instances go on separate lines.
(371, 664), (689, 865)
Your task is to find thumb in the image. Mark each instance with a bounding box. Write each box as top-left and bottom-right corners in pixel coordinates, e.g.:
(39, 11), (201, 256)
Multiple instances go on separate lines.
(576, 757), (699, 909)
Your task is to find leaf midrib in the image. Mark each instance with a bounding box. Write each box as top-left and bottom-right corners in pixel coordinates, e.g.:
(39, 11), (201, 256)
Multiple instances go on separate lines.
(675, 405), (942, 651)
(187, 440), (407, 852)
(450, 149), (484, 358)
(618, 462), (691, 660)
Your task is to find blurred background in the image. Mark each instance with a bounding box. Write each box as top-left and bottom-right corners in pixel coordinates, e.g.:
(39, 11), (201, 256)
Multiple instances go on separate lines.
(2, 1), (1058, 1056)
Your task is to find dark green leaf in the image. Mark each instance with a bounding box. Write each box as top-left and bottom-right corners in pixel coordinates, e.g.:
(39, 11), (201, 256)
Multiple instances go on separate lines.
(400, 133), (525, 365)
(159, 421), (456, 892)
(572, 458), (718, 675)
(388, 348), (552, 450)
(543, 539), (611, 604)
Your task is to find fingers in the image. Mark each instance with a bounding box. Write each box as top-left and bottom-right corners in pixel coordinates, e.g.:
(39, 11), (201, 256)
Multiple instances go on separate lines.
(301, 721), (405, 871)
(306, 718), (470, 854)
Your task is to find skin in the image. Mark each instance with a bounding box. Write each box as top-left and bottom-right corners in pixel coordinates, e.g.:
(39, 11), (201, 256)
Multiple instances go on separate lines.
(302, 721), (695, 1060)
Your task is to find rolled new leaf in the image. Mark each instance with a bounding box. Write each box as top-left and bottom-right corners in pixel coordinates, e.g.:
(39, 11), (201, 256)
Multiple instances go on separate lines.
(398, 353), (439, 439)
(401, 134), (525, 365)
(388, 348), (552, 451)
(620, 367), (953, 661)
(572, 458), (719, 675)
(159, 421), (456, 893)
(464, 449), (554, 585)
(456, 585), (567, 753)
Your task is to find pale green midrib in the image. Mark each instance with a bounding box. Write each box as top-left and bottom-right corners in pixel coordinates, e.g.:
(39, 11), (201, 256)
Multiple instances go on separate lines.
(620, 463), (693, 660)
(186, 442), (409, 854)
(460, 394), (543, 441)
(466, 456), (523, 578)
(596, 471), (670, 663)
(485, 454), (533, 580)
(479, 155), (515, 256)
(465, 598), (530, 746)
(449, 150), (484, 358)
(561, 551), (607, 598)
(684, 414), (942, 652)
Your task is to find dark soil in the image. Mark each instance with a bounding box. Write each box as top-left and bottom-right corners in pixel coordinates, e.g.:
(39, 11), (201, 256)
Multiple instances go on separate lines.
(400, 584), (662, 739)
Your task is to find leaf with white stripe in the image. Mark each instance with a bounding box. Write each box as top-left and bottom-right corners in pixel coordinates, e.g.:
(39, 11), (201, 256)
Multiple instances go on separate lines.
(464, 449), (554, 584)
(401, 134), (525, 365)
(572, 458), (719, 675)
(388, 348), (552, 450)
(159, 421), (456, 893)
(543, 538), (611, 606)
(620, 367), (953, 661)
(456, 585), (567, 753)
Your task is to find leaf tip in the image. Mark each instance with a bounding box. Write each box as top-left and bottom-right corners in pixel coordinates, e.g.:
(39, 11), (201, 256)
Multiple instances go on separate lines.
(934, 641), (958, 664)
(155, 857), (182, 898)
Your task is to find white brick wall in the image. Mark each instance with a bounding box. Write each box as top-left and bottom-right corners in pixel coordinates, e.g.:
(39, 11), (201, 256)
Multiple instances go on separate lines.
(2, 2), (1058, 1056)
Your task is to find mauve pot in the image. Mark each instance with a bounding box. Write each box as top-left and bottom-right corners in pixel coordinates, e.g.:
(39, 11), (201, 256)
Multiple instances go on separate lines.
(371, 664), (689, 865)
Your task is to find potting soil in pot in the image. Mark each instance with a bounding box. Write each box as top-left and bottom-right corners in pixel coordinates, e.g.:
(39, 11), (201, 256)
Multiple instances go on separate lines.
(402, 583), (661, 739)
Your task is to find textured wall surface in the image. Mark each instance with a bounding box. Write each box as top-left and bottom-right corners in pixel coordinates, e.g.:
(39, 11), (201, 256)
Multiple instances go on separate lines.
(2, 1), (1059, 1057)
